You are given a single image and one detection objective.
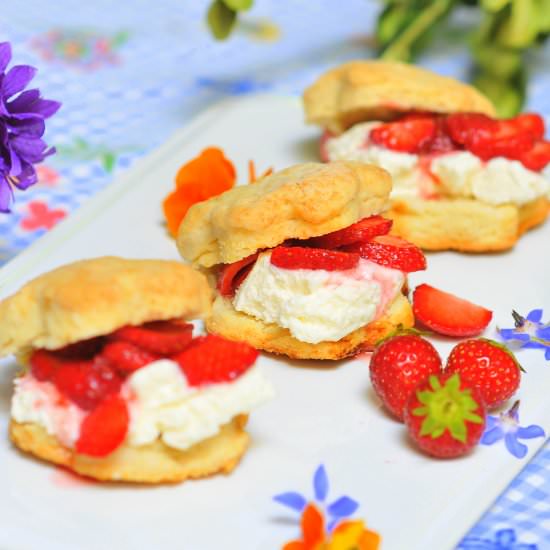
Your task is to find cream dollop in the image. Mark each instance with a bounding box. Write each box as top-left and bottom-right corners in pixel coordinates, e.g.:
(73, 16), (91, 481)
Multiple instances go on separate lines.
(233, 251), (404, 344)
(11, 360), (274, 452)
(326, 121), (550, 205)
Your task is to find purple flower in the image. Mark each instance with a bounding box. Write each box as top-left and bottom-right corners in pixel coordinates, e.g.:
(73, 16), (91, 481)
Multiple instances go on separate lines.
(499, 310), (550, 360)
(458, 527), (537, 549)
(273, 464), (359, 532)
(481, 401), (545, 459)
(0, 42), (61, 212)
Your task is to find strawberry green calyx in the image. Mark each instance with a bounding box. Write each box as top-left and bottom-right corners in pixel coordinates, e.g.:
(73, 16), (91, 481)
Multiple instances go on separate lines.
(413, 373), (484, 443)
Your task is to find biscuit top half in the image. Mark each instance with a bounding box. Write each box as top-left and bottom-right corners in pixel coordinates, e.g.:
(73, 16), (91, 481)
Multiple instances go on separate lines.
(0, 257), (212, 356)
(177, 161), (391, 268)
(303, 60), (496, 135)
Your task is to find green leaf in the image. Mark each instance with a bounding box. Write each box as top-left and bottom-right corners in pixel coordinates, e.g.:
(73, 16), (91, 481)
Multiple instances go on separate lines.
(207, 0), (237, 40)
(413, 405), (428, 417)
(420, 416), (440, 437)
(481, 0), (511, 11)
(497, 0), (540, 47)
(222, 0), (253, 11)
(448, 419), (467, 443)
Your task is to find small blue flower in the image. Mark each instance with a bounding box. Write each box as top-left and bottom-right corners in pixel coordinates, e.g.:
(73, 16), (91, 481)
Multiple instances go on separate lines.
(458, 527), (538, 549)
(273, 464), (359, 532)
(481, 401), (545, 459)
(499, 310), (550, 360)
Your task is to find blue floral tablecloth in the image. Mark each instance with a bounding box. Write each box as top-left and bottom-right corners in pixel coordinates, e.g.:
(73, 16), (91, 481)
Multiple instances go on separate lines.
(1, 1), (550, 547)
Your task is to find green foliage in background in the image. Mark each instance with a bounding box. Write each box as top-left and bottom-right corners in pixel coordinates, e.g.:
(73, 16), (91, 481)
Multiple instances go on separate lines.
(205, 0), (550, 117)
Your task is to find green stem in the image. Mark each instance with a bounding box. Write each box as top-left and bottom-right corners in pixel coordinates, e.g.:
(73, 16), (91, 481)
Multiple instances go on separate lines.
(381, 0), (455, 61)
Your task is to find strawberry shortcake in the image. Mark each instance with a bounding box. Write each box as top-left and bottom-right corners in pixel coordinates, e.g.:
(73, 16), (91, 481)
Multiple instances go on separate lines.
(0, 257), (273, 482)
(177, 161), (424, 360)
(303, 61), (550, 251)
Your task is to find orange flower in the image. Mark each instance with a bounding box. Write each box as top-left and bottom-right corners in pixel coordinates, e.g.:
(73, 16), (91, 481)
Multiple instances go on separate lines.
(282, 504), (381, 550)
(162, 147), (236, 237)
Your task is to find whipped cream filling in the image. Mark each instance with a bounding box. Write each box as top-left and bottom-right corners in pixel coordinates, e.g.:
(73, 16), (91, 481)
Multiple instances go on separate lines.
(233, 251), (405, 344)
(11, 359), (274, 452)
(326, 121), (550, 206)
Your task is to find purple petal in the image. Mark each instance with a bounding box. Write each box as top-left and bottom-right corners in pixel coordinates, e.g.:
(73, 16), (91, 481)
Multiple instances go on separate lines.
(484, 415), (499, 430)
(273, 492), (307, 512)
(6, 116), (45, 138)
(480, 426), (504, 445)
(546, 348), (550, 360)
(2, 65), (37, 100)
(313, 465), (329, 502)
(11, 136), (49, 163)
(12, 162), (37, 190)
(517, 425), (545, 439)
(0, 42), (12, 74)
(504, 432), (528, 458)
(9, 146), (21, 176)
(0, 178), (13, 212)
(327, 496), (359, 518)
(536, 326), (550, 340)
(527, 309), (543, 322)
(6, 88), (39, 112)
(499, 329), (530, 342)
(9, 94), (61, 119)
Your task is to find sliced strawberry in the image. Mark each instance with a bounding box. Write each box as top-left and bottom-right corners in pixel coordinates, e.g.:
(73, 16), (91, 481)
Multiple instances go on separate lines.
(30, 350), (61, 381)
(100, 341), (159, 374)
(513, 113), (545, 140)
(343, 235), (426, 272)
(370, 117), (437, 153)
(305, 216), (393, 249)
(517, 140), (550, 171)
(53, 358), (122, 411)
(413, 284), (493, 337)
(173, 334), (258, 386)
(76, 395), (129, 457)
(55, 337), (106, 360)
(217, 253), (259, 297)
(445, 113), (495, 146)
(270, 246), (360, 271)
(111, 320), (194, 355)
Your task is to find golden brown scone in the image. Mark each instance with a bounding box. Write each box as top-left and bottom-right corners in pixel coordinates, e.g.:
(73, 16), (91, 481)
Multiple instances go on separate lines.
(303, 60), (496, 134)
(387, 196), (550, 252)
(177, 161), (391, 267)
(10, 415), (249, 483)
(0, 256), (212, 356)
(206, 293), (413, 360)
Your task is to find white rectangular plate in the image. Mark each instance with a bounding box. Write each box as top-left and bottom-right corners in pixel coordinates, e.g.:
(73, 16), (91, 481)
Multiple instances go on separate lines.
(1, 95), (549, 550)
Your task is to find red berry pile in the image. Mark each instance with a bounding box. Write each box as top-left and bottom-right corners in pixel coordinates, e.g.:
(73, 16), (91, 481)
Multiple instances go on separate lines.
(29, 321), (259, 457)
(369, 332), (522, 458)
(369, 112), (550, 171)
(218, 215), (426, 296)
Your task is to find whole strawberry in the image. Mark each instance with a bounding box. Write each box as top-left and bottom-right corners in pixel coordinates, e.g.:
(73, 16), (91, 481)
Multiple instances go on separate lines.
(445, 339), (522, 409)
(404, 373), (486, 458)
(370, 334), (443, 421)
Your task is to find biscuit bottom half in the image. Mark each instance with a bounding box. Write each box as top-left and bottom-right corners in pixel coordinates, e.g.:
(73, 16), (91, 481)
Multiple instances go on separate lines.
(387, 196), (550, 252)
(10, 415), (249, 483)
(205, 293), (413, 361)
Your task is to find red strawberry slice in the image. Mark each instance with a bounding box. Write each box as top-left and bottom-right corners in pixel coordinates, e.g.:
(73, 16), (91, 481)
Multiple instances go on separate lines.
(111, 320), (194, 355)
(76, 395), (129, 457)
(173, 334), (258, 386)
(446, 339), (522, 409)
(30, 350), (61, 381)
(445, 113), (495, 146)
(53, 358), (122, 411)
(404, 372), (486, 458)
(412, 284), (493, 337)
(270, 246), (360, 271)
(343, 235), (426, 272)
(217, 253), (259, 297)
(370, 117), (437, 153)
(513, 113), (545, 140)
(100, 341), (159, 374)
(517, 140), (550, 171)
(55, 337), (106, 360)
(370, 334), (443, 421)
(305, 216), (393, 249)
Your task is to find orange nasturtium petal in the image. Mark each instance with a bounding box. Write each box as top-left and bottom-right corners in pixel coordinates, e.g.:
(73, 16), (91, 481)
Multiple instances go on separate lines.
(163, 147), (236, 237)
(282, 542), (307, 550)
(175, 147), (235, 189)
(358, 528), (381, 550)
(301, 503), (326, 549)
